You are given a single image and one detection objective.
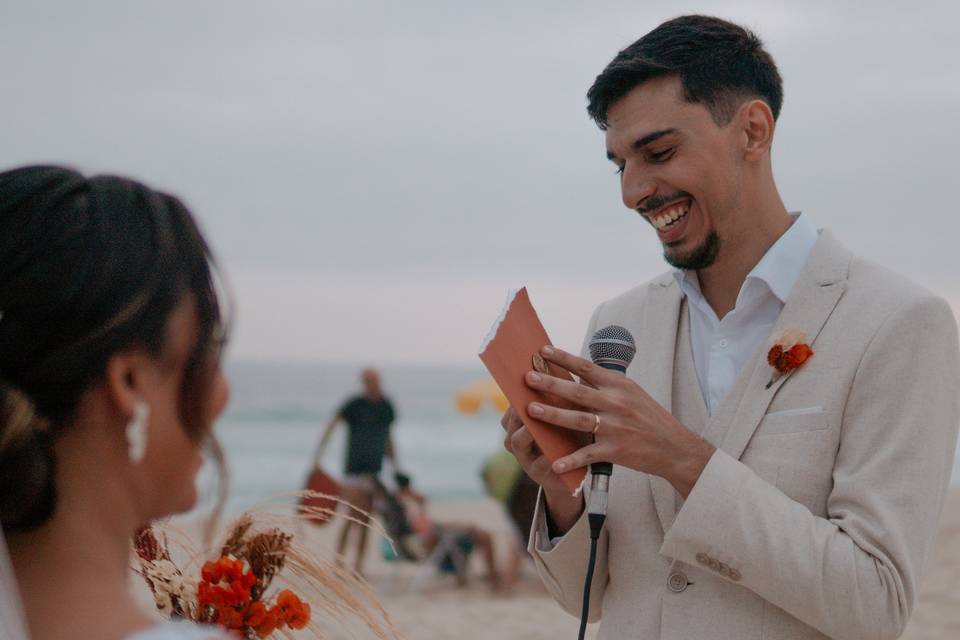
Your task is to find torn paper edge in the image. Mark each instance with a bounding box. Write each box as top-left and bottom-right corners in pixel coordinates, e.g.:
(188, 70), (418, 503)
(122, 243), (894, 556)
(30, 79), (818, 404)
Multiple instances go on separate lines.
(478, 288), (519, 354)
(572, 473), (589, 497)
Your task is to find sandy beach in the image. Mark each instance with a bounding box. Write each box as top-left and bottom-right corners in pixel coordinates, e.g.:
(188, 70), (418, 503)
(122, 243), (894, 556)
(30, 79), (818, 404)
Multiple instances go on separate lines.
(900, 489), (960, 640)
(148, 489), (960, 639)
(364, 492), (960, 640)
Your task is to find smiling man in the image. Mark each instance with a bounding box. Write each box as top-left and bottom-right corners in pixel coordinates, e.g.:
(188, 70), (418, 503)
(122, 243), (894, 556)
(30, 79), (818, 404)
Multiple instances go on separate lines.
(501, 15), (960, 640)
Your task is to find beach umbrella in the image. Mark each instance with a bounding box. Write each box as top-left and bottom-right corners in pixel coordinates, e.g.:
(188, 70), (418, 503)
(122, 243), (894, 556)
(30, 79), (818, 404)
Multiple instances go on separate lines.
(454, 377), (509, 415)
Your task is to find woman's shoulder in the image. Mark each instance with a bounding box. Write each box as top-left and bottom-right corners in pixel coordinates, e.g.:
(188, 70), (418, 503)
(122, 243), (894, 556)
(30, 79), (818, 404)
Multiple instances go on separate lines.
(127, 621), (232, 640)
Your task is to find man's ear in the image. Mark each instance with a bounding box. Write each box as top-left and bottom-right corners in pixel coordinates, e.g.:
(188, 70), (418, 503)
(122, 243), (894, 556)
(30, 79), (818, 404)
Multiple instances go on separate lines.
(739, 99), (776, 161)
(104, 350), (152, 418)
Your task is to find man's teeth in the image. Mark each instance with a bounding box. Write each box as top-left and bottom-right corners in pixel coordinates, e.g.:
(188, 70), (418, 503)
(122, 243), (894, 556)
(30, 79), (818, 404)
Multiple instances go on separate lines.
(652, 204), (690, 230)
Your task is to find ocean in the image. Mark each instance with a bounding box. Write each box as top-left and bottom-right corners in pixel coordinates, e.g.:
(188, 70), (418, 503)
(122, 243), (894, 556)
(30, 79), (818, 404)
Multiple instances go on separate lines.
(207, 360), (960, 516)
(207, 360), (506, 515)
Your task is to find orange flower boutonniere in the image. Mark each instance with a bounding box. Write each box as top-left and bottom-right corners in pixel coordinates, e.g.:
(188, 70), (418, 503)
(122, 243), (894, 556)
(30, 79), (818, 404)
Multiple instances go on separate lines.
(766, 329), (813, 389)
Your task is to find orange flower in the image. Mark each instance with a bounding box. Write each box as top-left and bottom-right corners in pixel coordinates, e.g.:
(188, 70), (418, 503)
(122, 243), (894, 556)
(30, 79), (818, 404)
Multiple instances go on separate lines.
(201, 560), (221, 584)
(766, 330), (813, 388)
(286, 601), (311, 630)
(276, 589), (311, 630)
(785, 343), (813, 368)
(212, 606), (241, 630)
(767, 344), (783, 367)
(276, 589), (301, 611)
(245, 601), (268, 627)
(255, 606), (282, 638)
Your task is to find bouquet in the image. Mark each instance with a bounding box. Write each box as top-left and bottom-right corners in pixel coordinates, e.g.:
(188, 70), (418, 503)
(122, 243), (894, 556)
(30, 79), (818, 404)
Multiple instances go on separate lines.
(134, 506), (400, 639)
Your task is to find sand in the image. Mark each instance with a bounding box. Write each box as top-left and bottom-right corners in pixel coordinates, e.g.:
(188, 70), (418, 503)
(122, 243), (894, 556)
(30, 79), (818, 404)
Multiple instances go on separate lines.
(150, 490), (960, 639)
(900, 489), (960, 640)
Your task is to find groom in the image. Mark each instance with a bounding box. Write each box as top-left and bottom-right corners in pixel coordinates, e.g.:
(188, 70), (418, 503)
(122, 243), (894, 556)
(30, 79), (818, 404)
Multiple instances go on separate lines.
(502, 15), (960, 640)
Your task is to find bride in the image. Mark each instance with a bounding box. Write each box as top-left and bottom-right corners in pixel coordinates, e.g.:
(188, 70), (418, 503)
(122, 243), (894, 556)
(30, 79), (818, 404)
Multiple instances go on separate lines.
(0, 166), (232, 639)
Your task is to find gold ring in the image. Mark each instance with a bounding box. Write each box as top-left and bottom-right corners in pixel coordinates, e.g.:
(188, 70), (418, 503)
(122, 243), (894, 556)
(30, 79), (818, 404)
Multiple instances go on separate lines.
(591, 413), (601, 435)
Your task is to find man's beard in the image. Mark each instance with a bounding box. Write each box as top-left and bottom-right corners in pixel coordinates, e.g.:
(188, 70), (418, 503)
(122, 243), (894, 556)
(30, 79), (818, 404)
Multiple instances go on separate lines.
(663, 230), (721, 270)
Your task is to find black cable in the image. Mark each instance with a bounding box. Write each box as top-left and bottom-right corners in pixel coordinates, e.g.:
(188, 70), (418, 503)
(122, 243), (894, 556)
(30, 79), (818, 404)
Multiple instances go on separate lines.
(578, 536), (599, 640)
(578, 511), (607, 640)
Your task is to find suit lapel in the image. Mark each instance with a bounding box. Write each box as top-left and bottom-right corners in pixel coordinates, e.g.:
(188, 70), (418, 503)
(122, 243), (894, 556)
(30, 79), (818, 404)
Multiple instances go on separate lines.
(633, 274), (684, 533)
(702, 229), (852, 461)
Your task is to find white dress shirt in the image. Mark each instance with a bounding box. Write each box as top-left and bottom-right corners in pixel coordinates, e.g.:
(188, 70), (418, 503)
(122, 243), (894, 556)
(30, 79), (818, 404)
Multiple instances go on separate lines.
(673, 212), (818, 414)
(542, 212), (819, 549)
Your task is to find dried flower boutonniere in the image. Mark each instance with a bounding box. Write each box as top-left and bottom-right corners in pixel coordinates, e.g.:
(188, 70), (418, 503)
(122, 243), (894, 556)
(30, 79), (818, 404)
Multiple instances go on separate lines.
(766, 328), (813, 389)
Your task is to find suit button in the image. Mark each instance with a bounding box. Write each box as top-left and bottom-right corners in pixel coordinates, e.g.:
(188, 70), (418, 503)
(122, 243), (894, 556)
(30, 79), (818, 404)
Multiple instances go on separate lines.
(696, 552), (709, 566)
(667, 572), (689, 593)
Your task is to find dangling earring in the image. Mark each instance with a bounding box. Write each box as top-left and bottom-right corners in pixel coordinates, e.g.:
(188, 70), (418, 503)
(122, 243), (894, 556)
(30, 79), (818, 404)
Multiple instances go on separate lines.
(126, 401), (150, 464)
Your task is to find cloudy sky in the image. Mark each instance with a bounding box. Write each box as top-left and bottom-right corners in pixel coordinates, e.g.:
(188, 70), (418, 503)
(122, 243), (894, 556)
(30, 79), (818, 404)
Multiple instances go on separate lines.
(2, 1), (957, 365)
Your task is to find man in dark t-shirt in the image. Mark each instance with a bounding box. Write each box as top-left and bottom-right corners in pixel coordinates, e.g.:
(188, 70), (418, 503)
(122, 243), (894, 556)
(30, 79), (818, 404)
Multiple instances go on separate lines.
(313, 368), (397, 575)
(340, 392), (395, 475)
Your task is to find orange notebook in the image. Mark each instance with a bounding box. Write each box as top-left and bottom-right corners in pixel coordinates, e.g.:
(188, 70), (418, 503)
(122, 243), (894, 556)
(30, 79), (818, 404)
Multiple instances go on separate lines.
(479, 288), (590, 495)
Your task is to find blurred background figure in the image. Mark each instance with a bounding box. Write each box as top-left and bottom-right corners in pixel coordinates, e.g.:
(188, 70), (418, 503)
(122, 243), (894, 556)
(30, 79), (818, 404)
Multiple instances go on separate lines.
(312, 368), (397, 576)
(480, 450), (540, 592)
(390, 472), (503, 592)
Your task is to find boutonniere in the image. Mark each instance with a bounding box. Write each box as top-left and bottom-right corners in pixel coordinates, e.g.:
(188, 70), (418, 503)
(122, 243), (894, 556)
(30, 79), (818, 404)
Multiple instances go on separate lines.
(766, 329), (813, 389)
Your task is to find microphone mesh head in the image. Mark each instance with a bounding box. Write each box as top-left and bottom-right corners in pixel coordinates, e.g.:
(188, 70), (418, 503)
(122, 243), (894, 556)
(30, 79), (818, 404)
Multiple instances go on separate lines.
(589, 325), (636, 370)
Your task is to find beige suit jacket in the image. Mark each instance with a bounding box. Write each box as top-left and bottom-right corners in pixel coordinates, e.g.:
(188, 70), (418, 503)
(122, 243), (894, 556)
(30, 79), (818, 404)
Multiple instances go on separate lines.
(528, 229), (960, 640)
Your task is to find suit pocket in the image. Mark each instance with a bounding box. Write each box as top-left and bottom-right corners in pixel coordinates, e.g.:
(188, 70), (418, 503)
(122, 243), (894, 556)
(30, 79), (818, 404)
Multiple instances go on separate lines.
(754, 409), (829, 436)
(764, 405), (824, 418)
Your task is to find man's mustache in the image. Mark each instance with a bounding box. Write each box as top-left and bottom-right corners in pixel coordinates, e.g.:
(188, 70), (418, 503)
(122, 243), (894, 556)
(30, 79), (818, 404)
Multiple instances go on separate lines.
(637, 192), (692, 215)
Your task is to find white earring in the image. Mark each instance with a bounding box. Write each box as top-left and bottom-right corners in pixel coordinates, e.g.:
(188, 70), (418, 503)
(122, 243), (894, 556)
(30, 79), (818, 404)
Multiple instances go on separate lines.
(126, 401), (149, 464)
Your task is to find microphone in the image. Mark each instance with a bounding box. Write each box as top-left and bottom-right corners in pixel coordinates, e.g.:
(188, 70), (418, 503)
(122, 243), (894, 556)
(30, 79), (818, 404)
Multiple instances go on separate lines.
(585, 325), (636, 519)
(577, 325), (636, 640)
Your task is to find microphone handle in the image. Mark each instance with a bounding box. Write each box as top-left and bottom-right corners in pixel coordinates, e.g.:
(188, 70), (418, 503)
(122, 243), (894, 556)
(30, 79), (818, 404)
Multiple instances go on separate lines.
(589, 361), (626, 479)
(590, 461), (613, 476)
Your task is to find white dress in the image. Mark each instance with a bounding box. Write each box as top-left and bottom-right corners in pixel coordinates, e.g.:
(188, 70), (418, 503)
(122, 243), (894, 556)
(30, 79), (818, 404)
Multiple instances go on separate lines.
(3, 530), (231, 640)
(128, 621), (233, 640)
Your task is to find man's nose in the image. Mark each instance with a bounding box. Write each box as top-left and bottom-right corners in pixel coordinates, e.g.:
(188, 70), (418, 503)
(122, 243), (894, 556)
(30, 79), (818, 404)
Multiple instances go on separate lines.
(621, 165), (657, 211)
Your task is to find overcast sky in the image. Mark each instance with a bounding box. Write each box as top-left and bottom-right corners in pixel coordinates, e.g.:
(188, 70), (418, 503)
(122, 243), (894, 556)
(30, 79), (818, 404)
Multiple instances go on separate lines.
(2, 1), (958, 365)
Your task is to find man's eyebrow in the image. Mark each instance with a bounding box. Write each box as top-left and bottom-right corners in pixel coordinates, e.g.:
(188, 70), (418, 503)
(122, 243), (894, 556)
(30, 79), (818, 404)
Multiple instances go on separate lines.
(606, 128), (678, 161)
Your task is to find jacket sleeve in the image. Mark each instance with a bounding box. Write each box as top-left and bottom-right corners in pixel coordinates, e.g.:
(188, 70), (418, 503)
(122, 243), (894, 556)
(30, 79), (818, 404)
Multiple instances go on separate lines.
(527, 487), (608, 621)
(659, 295), (960, 640)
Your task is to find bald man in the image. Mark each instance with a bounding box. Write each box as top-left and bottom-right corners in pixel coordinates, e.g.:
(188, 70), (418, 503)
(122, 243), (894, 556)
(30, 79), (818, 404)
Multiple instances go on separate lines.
(314, 368), (397, 575)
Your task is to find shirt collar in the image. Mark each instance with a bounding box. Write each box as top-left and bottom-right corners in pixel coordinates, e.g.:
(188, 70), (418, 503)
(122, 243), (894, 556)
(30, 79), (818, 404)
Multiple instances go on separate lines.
(672, 212), (819, 305)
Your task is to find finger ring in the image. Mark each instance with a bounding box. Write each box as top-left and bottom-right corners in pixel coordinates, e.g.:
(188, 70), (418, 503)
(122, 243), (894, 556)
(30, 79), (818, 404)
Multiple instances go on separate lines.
(591, 413), (601, 435)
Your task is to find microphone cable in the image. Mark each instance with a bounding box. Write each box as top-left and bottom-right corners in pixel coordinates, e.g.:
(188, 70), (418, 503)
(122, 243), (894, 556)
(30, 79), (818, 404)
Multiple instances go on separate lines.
(578, 462), (611, 640)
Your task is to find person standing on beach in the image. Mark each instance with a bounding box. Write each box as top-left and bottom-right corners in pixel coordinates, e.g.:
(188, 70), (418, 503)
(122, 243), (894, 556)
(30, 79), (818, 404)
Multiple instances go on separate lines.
(500, 15), (960, 639)
(314, 368), (397, 575)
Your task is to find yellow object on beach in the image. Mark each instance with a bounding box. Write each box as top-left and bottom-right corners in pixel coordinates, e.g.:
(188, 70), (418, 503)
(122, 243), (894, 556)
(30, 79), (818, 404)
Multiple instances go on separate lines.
(454, 377), (509, 414)
(481, 449), (523, 504)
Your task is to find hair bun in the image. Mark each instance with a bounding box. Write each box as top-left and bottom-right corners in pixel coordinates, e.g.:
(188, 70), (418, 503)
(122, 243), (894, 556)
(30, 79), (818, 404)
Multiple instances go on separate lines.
(0, 381), (56, 531)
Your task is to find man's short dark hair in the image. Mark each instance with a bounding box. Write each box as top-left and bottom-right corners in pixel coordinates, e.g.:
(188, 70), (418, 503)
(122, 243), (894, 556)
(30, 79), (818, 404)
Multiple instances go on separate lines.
(587, 15), (783, 129)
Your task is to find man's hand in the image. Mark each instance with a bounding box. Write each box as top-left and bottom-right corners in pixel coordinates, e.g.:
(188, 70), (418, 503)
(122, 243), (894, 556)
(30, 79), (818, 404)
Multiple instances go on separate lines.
(525, 346), (716, 499)
(501, 407), (584, 534)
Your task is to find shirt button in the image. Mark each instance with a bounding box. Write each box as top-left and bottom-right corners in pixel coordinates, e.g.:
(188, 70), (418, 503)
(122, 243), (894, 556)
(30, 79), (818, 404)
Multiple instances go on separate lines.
(718, 339), (729, 349)
(667, 572), (689, 593)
